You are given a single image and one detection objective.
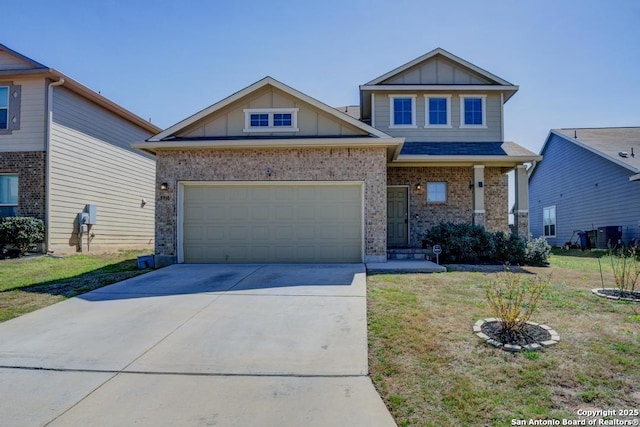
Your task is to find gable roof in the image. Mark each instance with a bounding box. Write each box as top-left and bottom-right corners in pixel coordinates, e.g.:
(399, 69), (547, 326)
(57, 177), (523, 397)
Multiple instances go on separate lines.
(0, 43), (160, 134)
(532, 127), (640, 180)
(148, 76), (391, 142)
(0, 43), (47, 70)
(364, 48), (514, 87)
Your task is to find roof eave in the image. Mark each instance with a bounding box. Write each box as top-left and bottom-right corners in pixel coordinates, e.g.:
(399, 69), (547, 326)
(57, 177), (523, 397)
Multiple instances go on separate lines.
(0, 68), (160, 134)
(392, 154), (542, 166)
(132, 136), (404, 156)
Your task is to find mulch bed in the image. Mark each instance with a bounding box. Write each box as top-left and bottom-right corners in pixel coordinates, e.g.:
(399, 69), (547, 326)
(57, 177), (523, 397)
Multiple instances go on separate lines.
(592, 288), (640, 302)
(481, 321), (551, 347)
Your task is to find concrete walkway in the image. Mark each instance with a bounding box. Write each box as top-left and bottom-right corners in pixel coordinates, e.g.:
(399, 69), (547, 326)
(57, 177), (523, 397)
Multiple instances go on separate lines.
(0, 264), (396, 427)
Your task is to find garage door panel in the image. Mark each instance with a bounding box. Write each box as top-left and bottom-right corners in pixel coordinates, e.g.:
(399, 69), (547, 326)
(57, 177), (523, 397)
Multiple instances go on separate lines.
(182, 184), (362, 263)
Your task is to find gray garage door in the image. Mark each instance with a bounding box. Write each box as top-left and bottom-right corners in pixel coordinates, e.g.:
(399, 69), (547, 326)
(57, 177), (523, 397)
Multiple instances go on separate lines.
(181, 183), (363, 263)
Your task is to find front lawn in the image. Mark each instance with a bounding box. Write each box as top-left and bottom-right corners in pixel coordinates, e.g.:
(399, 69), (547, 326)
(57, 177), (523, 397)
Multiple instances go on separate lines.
(0, 250), (151, 322)
(367, 250), (640, 426)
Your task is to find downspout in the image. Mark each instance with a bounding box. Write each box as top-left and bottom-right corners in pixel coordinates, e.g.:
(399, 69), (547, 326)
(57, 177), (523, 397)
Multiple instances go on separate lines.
(45, 77), (64, 253)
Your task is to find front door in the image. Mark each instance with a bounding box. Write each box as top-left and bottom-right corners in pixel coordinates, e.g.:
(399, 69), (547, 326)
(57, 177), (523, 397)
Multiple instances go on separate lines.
(387, 186), (408, 247)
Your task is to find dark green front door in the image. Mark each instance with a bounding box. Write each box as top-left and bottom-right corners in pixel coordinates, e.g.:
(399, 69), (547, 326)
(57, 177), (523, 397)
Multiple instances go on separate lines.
(387, 187), (408, 247)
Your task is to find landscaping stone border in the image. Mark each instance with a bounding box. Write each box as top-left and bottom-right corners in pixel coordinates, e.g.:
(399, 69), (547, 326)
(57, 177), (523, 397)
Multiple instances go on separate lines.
(591, 288), (640, 302)
(473, 318), (560, 353)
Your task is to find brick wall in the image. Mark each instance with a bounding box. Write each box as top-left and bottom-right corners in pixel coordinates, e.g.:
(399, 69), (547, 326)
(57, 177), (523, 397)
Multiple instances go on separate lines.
(387, 166), (509, 247)
(155, 147), (388, 261)
(484, 167), (509, 233)
(0, 151), (46, 221)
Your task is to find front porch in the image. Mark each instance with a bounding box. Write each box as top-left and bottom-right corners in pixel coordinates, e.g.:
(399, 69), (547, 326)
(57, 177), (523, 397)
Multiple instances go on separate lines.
(385, 164), (531, 252)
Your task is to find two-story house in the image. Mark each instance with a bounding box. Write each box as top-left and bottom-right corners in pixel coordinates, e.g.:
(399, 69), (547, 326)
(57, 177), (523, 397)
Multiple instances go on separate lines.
(0, 44), (160, 254)
(133, 48), (540, 265)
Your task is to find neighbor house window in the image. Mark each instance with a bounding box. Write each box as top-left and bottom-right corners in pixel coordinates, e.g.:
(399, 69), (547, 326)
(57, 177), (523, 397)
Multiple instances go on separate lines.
(425, 95), (451, 127)
(389, 95), (417, 128)
(543, 206), (556, 237)
(0, 174), (18, 217)
(0, 86), (8, 130)
(244, 108), (299, 132)
(427, 182), (447, 203)
(459, 95), (486, 127)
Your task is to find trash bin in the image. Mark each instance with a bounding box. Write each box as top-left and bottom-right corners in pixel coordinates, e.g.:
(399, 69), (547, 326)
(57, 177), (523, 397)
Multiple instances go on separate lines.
(137, 255), (155, 269)
(578, 231), (587, 250)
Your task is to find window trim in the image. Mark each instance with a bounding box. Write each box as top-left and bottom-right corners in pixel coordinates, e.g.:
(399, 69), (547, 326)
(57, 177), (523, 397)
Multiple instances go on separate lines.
(424, 95), (451, 128)
(243, 108), (299, 132)
(543, 205), (556, 238)
(459, 95), (487, 128)
(0, 86), (9, 131)
(388, 95), (417, 129)
(427, 182), (447, 203)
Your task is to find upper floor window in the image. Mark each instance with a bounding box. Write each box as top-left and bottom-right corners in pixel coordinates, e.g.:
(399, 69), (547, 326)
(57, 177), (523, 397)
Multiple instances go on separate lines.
(425, 95), (451, 127)
(0, 174), (18, 218)
(543, 206), (556, 237)
(243, 108), (299, 132)
(459, 95), (486, 128)
(427, 182), (447, 203)
(389, 95), (416, 128)
(0, 86), (8, 130)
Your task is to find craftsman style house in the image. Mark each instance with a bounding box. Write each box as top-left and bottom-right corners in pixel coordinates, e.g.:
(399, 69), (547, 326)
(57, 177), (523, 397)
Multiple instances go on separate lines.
(0, 44), (160, 254)
(134, 48), (539, 264)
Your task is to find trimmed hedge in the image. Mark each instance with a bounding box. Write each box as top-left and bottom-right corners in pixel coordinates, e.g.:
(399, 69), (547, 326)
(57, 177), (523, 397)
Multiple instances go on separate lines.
(423, 221), (550, 266)
(0, 216), (45, 257)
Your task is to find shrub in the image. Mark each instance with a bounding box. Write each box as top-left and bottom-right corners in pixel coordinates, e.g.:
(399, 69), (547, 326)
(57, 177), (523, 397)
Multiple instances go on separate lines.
(524, 236), (552, 266)
(492, 231), (526, 265)
(609, 247), (640, 296)
(484, 269), (550, 340)
(0, 216), (45, 256)
(424, 222), (491, 263)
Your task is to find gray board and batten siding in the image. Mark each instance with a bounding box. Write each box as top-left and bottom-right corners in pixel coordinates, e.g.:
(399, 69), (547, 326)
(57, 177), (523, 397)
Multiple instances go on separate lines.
(529, 133), (640, 247)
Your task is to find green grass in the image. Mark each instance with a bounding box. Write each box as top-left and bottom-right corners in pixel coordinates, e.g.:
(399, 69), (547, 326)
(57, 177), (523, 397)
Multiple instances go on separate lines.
(367, 252), (640, 426)
(0, 250), (152, 322)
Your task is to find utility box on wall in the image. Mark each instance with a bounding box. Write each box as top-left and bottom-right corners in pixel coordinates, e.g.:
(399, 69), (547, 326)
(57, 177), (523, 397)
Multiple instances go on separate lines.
(85, 204), (97, 224)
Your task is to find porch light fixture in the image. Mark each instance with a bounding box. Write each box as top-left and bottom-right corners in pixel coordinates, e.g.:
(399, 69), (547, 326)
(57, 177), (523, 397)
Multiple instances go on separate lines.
(416, 183), (422, 191)
(160, 182), (169, 190)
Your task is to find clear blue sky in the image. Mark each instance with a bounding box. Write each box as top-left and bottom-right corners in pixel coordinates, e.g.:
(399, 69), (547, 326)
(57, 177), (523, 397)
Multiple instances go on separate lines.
(3, 0), (639, 154)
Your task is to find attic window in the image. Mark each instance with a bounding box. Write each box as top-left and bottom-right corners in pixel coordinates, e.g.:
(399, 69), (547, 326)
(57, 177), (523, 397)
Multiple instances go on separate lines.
(244, 108), (299, 132)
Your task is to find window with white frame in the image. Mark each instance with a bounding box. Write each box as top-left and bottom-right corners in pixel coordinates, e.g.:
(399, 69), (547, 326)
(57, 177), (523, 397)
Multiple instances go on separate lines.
(425, 95), (451, 127)
(389, 95), (416, 128)
(0, 174), (18, 217)
(243, 108), (299, 132)
(427, 182), (447, 203)
(0, 86), (8, 130)
(543, 206), (556, 237)
(459, 95), (486, 127)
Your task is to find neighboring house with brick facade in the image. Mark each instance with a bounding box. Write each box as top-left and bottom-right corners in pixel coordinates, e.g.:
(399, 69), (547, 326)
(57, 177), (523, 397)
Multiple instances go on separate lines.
(529, 127), (640, 248)
(133, 48), (540, 264)
(0, 44), (160, 254)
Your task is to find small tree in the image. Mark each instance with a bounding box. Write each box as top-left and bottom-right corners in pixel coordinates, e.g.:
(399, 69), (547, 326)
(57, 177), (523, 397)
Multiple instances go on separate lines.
(609, 247), (640, 297)
(484, 270), (550, 342)
(0, 216), (45, 256)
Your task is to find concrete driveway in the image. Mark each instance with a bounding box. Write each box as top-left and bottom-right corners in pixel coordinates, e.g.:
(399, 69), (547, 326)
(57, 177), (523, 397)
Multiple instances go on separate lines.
(0, 264), (395, 426)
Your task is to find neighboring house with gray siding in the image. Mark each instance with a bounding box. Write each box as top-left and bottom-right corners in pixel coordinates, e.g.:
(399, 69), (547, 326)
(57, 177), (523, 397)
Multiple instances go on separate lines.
(134, 48), (540, 265)
(0, 44), (160, 254)
(529, 128), (640, 247)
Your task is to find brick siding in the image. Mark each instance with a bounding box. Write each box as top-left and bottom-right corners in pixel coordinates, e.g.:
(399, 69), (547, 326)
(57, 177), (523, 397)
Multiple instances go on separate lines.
(387, 166), (509, 247)
(155, 147), (387, 261)
(0, 151), (46, 221)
